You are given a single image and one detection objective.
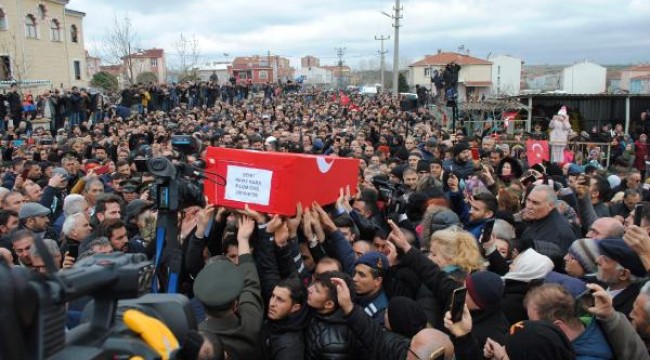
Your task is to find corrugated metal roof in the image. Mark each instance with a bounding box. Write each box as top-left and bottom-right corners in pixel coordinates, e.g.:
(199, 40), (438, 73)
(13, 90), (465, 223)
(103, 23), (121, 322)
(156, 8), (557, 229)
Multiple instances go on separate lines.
(513, 93), (650, 98)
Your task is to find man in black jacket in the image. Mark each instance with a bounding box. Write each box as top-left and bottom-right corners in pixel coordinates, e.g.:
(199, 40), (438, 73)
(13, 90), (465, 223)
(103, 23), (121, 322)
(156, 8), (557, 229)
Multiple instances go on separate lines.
(7, 83), (22, 128)
(596, 238), (647, 317)
(253, 211), (309, 360)
(521, 185), (579, 267)
(305, 271), (355, 360)
(331, 274), (481, 360)
(262, 277), (309, 360)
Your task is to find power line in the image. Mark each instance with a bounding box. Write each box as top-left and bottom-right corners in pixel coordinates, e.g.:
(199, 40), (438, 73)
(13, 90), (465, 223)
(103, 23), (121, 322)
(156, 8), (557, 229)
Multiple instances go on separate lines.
(335, 47), (346, 89)
(375, 35), (390, 89)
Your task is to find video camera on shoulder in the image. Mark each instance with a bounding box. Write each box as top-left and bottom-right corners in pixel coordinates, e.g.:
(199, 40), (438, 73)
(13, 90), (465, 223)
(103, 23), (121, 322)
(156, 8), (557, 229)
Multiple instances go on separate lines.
(0, 252), (196, 359)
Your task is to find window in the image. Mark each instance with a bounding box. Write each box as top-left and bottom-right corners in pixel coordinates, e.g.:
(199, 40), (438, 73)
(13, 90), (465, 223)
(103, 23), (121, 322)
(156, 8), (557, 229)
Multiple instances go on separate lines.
(0, 9), (7, 30)
(497, 65), (501, 75)
(424, 68), (430, 77)
(259, 70), (268, 79)
(0, 56), (11, 80)
(50, 19), (61, 41)
(237, 71), (247, 80)
(70, 24), (78, 43)
(150, 58), (158, 67)
(37, 4), (47, 20)
(73, 61), (81, 80)
(25, 15), (37, 39)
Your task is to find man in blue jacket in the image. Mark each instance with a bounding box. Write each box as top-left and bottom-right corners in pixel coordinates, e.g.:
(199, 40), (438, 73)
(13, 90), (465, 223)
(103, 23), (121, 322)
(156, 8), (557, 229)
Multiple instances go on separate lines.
(524, 283), (614, 359)
(448, 185), (497, 240)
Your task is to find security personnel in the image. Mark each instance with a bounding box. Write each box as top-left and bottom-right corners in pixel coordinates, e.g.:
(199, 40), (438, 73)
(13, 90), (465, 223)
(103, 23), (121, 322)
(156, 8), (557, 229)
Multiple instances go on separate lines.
(353, 251), (390, 325)
(194, 219), (263, 359)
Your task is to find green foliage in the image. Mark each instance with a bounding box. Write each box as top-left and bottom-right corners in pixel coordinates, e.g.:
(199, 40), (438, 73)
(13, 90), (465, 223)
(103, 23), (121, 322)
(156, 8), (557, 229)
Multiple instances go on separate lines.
(136, 71), (158, 84)
(91, 71), (119, 92)
(398, 72), (409, 93)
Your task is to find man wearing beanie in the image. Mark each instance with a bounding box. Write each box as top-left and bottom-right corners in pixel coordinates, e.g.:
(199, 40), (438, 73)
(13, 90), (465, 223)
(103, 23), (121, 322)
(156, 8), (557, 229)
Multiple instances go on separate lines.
(442, 141), (475, 180)
(564, 238), (600, 281)
(596, 238), (647, 317)
(465, 271), (509, 347)
(415, 159), (431, 178)
(389, 164), (407, 185)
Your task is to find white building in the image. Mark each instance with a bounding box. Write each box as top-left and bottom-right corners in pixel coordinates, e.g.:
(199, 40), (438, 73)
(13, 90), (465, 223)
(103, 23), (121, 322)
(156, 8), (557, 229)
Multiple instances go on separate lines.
(562, 61), (606, 94)
(295, 66), (333, 85)
(489, 55), (522, 96)
(193, 62), (230, 82)
(408, 52), (492, 101)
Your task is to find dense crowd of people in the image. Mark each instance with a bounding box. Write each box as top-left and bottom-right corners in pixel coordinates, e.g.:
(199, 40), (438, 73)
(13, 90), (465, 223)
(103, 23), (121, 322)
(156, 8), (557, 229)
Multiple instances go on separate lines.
(2, 79), (650, 360)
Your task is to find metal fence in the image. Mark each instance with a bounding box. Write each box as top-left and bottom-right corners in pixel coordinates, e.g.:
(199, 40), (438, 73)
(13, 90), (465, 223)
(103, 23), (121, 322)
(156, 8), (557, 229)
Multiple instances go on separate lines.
(493, 139), (613, 168)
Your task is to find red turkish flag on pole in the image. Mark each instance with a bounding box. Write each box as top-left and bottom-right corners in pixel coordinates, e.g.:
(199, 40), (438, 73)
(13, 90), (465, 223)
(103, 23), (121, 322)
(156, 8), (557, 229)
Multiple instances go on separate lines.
(526, 140), (549, 166)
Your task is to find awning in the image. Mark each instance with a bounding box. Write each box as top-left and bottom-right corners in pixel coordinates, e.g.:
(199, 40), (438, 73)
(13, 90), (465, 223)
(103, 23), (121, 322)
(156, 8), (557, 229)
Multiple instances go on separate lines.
(464, 81), (492, 87)
(0, 80), (52, 88)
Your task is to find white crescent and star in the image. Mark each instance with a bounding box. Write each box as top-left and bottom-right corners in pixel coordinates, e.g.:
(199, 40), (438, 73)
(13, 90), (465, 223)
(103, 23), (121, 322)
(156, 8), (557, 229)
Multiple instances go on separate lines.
(317, 157), (334, 173)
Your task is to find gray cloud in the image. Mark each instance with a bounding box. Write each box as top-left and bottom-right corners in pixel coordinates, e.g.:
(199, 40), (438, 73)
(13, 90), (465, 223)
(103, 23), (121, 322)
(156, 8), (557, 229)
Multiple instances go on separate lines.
(70, 0), (650, 67)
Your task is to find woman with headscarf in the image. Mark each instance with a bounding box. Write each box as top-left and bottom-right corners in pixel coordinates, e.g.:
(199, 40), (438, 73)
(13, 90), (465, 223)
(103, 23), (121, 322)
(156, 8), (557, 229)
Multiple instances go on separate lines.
(501, 243), (554, 324)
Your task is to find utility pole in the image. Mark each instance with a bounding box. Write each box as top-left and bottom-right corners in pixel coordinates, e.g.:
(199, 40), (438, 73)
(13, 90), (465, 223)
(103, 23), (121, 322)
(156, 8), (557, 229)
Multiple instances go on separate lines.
(267, 50), (272, 82)
(382, 0), (402, 97)
(375, 35), (390, 90)
(335, 47), (346, 90)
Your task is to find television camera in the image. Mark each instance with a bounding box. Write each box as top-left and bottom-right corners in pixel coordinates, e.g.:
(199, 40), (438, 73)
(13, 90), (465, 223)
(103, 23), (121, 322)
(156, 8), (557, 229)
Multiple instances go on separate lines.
(0, 251), (196, 360)
(372, 177), (407, 216)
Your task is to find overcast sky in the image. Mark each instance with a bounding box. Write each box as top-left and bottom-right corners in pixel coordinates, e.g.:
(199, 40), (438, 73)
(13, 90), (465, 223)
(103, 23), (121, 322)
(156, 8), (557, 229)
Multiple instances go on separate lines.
(69, 0), (649, 69)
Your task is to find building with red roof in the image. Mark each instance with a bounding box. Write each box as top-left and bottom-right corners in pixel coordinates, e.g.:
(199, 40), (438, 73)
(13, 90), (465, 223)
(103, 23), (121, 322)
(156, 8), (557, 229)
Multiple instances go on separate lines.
(409, 51), (493, 101)
(621, 64), (650, 91)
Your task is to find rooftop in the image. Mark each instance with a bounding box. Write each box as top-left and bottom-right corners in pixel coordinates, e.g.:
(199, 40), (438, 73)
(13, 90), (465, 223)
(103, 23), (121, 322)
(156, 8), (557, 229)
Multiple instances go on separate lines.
(409, 52), (491, 67)
(624, 64), (650, 72)
(632, 74), (650, 81)
(123, 48), (164, 60)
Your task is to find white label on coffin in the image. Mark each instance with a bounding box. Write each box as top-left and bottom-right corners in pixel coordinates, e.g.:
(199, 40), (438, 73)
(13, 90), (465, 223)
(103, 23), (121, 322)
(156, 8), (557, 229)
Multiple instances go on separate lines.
(224, 165), (273, 205)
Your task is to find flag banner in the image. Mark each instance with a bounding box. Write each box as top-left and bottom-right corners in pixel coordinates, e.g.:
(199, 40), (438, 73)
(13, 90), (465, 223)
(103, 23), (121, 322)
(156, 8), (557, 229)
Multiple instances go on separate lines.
(526, 140), (550, 166)
(204, 147), (359, 215)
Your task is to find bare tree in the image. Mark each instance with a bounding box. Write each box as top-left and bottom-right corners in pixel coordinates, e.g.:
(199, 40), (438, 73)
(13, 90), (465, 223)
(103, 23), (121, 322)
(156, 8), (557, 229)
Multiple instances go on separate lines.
(102, 14), (138, 85)
(0, 33), (32, 89)
(173, 33), (201, 81)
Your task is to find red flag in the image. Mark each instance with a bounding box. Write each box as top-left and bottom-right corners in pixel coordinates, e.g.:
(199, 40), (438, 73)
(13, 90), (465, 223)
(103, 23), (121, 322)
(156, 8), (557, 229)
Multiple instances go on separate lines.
(526, 140), (549, 166)
(204, 147), (360, 216)
(340, 94), (350, 106)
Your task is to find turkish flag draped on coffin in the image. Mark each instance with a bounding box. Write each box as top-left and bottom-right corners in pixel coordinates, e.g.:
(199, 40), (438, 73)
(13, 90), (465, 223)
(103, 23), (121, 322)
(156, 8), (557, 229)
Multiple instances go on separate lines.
(203, 147), (359, 216)
(526, 140), (550, 166)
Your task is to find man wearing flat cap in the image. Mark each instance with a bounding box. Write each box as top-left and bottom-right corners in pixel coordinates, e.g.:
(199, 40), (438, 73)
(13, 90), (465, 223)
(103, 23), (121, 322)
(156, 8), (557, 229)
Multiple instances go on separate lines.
(195, 215), (263, 359)
(596, 238), (648, 317)
(18, 202), (58, 242)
